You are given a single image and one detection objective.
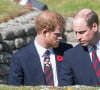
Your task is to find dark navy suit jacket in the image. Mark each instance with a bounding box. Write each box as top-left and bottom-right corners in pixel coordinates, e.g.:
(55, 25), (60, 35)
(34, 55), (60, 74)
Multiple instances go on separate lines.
(59, 44), (99, 86)
(8, 41), (72, 86)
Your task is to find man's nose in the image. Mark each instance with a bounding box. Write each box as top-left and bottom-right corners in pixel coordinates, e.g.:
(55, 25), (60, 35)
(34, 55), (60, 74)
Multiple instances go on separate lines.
(58, 36), (62, 40)
(76, 33), (81, 40)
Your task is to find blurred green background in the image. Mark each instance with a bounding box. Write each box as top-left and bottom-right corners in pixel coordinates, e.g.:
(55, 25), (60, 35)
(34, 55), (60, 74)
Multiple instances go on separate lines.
(39, 0), (100, 19)
(0, 0), (100, 22)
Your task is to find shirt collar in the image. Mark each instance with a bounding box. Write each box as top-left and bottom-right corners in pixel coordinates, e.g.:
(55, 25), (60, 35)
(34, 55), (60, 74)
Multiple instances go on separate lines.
(34, 38), (53, 57)
(88, 40), (100, 52)
(96, 40), (100, 50)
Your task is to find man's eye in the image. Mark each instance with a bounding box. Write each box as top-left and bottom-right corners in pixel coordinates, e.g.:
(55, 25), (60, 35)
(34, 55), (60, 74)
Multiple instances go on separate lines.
(55, 33), (62, 36)
(75, 31), (85, 35)
(79, 31), (85, 34)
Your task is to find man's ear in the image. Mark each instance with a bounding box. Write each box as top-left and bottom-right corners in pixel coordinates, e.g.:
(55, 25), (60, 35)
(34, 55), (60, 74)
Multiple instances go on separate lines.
(42, 29), (48, 37)
(92, 23), (98, 32)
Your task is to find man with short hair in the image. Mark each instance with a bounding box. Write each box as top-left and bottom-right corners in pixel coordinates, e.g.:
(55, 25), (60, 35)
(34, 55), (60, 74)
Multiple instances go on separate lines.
(8, 10), (72, 86)
(59, 8), (100, 86)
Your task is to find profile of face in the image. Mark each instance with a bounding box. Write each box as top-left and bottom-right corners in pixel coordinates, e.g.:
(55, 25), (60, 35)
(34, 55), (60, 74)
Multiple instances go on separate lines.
(45, 26), (63, 48)
(73, 18), (97, 46)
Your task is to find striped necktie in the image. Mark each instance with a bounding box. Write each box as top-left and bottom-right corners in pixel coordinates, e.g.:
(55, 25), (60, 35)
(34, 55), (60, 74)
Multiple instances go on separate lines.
(92, 46), (100, 85)
(44, 50), (54, 86)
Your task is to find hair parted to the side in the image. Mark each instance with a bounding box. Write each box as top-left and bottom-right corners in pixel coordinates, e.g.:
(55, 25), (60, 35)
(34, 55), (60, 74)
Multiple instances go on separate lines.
(74, 8), (99, 29)
(35, 10), (66, 34)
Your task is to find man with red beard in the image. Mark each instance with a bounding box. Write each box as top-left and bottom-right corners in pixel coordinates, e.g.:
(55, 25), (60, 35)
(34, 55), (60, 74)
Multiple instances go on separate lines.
(8, 10), (72, 86)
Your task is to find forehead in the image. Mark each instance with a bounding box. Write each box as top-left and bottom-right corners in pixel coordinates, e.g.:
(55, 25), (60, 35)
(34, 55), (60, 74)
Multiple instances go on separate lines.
(53, 25), (63, 33)
(73, 18), (89, 31)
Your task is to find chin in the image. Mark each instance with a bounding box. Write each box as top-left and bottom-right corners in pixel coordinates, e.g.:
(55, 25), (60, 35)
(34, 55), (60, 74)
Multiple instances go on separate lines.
(81, 43), (88, 46)
(52, 44), (59, 48)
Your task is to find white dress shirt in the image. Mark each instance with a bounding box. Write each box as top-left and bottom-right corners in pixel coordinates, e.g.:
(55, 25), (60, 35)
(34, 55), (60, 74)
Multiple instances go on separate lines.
(34, 39), (58, 86)
(88, 40), (100, 61)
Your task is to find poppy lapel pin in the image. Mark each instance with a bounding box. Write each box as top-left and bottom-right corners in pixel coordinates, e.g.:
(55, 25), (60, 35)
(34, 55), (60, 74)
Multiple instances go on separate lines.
(27, 3), (32, 7)
(57, 55), (63, 62)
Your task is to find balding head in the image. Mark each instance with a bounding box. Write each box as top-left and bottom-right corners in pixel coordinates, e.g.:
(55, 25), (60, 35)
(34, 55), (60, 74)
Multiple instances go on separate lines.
(74, 8), (99, 29)
(74, 8), (92, 18)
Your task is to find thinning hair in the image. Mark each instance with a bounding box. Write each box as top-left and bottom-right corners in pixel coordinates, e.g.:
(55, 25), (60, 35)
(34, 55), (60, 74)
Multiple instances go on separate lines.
(35, 10), (66, 34)
(74, 8), (99, 29)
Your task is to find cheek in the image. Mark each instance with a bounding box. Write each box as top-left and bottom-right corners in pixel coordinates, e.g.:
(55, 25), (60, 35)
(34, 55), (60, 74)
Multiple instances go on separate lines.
(85, 32), (94, 39)
(85, 33), (90, 38)
(51, 35), (57, 40)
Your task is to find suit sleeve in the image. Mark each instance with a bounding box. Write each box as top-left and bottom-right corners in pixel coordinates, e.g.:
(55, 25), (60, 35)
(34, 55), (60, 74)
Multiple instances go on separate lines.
(8, 54), (24, 85)
(59, 50), (74, 86)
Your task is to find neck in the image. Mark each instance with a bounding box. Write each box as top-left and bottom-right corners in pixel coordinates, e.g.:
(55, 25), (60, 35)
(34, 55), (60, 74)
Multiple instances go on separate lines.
(92, 33), (100, 45)
(35, 35), (49, 49)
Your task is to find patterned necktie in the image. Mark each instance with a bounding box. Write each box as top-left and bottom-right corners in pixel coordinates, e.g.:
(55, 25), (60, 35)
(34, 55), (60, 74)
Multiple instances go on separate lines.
(43, 50), (54, 86)
(92, 46), (100, 85)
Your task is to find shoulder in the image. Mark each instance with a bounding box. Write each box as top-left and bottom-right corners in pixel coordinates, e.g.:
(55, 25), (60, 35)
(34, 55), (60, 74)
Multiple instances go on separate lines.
(58, 41), (73, 49)
(13, 42), (35, 58)
(53, 42), (73, 55)
(64, 43), (87, 54)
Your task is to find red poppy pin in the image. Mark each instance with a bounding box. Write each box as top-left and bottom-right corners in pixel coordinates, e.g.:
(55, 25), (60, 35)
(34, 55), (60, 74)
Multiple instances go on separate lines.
(27, 3), (32, 7)
(57, 55), (63, 62)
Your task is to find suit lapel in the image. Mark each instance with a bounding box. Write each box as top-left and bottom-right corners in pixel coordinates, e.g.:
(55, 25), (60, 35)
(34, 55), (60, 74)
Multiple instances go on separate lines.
(28, 42), (45, 84)
(82, 46), (98, 84)
(53, 49), (62, 81)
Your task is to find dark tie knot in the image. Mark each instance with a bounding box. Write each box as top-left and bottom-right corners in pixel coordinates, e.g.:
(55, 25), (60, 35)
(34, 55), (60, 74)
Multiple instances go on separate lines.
(92, 46), (97, 51)
(45, 50), (50, 56)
